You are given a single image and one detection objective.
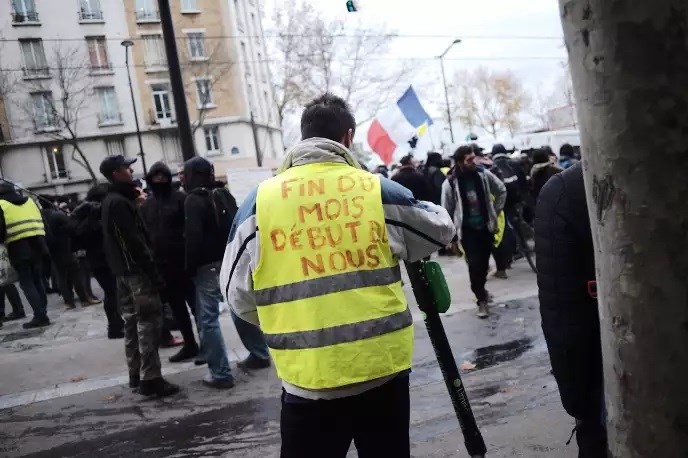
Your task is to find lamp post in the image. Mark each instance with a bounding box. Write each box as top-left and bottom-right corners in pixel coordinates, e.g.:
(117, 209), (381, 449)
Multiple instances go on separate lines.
(121, 39), (147, 175)
(438, 38), (461, 144)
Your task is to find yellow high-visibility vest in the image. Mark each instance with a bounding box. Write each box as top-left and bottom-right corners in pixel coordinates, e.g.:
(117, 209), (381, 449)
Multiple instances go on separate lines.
(0, 199), (45, 244)
(253, 162), (413, 390)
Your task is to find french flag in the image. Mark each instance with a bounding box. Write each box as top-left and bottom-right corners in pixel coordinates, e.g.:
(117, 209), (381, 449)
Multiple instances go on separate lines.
(367, 86), (433, 164)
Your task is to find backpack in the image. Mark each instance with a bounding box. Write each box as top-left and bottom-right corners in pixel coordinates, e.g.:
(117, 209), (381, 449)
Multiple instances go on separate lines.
(491, 159), (523, 210)
(210, 187), (238, 243)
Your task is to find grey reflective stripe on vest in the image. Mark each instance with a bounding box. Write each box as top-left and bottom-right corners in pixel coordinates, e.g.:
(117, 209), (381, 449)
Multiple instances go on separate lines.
(264, 308), (412, 350)
(6, 219), (44, 229)
(7, 225), (45, 238)
(255, 265), (401, 306)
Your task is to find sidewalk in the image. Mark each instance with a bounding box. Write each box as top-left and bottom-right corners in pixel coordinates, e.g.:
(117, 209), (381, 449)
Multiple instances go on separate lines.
(0, 255), (538, 408)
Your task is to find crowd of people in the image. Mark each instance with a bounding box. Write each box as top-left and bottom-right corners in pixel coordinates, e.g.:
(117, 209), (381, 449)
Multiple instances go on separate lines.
(0, 90), (596, 456)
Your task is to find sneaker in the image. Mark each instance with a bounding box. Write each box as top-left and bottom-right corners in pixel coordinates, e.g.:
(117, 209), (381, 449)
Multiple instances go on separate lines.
(83, 297), (102, 306)
(63, 303), (76, 310)
(237, 354), (271, 370)
(476, 301), (489, 319)
(22, 318), (51, 329)
(493, 270), (508, 279)
(138, 377), (180, 397)
(160, 337), (184, 348)
(5, 311), (26, 321)
(202, 376), (235, 390)
(169, 344), (199, 363)
(194, 357), (207, 366)
(129, 374), (140, 389)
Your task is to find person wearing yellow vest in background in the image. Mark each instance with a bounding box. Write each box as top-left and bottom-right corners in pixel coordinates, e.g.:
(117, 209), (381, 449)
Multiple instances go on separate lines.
(221, 94), (456, 458)
(0, 182), (50, 329)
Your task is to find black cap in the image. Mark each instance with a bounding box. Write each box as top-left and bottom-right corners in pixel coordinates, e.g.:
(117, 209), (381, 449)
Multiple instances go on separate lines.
(100, 155), (136, 180)
(491, 143), (507, 156)
(470, 143), (486, 156)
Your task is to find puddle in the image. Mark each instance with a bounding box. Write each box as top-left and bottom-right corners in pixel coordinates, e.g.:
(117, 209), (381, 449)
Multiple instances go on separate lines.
(464, 337), (534, 370)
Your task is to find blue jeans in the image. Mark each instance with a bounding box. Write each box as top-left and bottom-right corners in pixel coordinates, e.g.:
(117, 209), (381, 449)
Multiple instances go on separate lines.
(231, 310), (270, 361)
(194, 265), (232, 382)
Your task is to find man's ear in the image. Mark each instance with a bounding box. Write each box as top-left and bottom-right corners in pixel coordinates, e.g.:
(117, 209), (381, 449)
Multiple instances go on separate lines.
(341, 128), (353, 148)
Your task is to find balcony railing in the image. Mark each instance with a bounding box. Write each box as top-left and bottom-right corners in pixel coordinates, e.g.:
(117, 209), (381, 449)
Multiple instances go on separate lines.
(33, 117), (58, 133)
(22, 66), (50, 79)
(145, 59), (168, 71)
(78, 9), (104, 21)
(12, 11), (40, 24)
(136, 10), (159, 22)
(98, 112), (123, 126)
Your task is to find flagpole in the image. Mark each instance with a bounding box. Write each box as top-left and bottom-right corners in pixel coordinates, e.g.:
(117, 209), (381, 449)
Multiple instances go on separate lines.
(428, 123), (437, 150)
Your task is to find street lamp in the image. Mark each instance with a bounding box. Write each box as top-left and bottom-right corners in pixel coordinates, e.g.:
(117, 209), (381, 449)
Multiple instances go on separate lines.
(437, 38), (461, 144)
(121, 39), (147, 176)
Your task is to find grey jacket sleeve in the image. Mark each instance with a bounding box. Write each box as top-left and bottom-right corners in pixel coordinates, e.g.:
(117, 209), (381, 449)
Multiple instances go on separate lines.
(441, 178), (463, 240)
(485, 169), (507, 215)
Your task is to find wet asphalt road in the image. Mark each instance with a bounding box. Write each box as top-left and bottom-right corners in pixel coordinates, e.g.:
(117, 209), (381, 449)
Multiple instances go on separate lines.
(1, 296), (575, 457)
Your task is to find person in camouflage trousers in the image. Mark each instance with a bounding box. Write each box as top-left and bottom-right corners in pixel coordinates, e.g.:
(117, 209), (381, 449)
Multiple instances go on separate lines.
(100, 155), (179, 398)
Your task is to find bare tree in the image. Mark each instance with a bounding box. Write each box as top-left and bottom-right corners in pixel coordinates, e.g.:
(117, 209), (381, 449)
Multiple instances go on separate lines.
(271, 2), (413, 128)
(452, 67), (529, 138)
(560, 0), (688, 455)
(16, 44), (97, 181)
(182, 37), (234, 136)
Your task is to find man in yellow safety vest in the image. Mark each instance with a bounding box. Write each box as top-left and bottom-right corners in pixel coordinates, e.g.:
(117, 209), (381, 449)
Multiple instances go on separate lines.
(221, 93), (456, 457)
(0, 182), (49, 328)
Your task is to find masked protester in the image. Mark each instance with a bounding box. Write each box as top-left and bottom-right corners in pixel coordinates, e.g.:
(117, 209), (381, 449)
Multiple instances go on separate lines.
(141, 162), (199, 363)
(531, 148), (563, 202)
(100, 155), (179, 398)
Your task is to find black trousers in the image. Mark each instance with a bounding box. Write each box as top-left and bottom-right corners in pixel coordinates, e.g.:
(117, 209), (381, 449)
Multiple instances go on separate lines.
(164, 272), (197, 347)
(54, 255), (89, 305)
(0, 283), (24, 317)
(461, 227), (494, 303)
(575, 417), (608, 458)
(492, 221), (515, 271)
(92, 266), (124, 333)
(280, 375), (410, 458)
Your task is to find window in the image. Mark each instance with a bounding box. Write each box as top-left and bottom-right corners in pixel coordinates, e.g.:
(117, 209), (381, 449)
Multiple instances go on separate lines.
(250, 12), (256, 31)
(143, 34), (166, 68)
(234, 0), (243, 32)
(204, 126), (221, 155)
(231, 146), (239, 155)
(181, 0), (198, 11)
(195, 79), (213, 107)
(187, 33), (206, 59)
(151, 83), (172, 121)
(247, 82), (254, 112)
(87, 37), (109, 70)
(12, 0), (39, 22)
(20, 39), (48, 77)
(79, 0), (103, 20)
(135, 0), (158, 21)
(97, 87), (120, 124)
(31, 92), (55, 130)
(257, 52), (267, 82)
(46, 145), (67, 179)
(263, 90), (270, 119)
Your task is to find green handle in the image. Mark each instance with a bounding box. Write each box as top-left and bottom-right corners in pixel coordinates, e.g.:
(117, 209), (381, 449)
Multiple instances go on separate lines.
(423, 260), (451, 313)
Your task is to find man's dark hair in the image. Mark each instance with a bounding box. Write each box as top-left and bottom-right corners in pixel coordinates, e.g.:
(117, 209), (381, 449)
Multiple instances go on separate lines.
(453, 144), (477, 164)
(301, 93), (356, 142)
(532, 148), (550, 164)
(560, 143), (575, 158)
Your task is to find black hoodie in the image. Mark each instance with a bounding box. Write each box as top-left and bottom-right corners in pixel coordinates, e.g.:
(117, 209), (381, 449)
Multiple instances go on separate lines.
(423, 152), (447, 205)
(0, 183), (48, 264)
(140, 162), (188, 277)
(183, 157), (225, 276)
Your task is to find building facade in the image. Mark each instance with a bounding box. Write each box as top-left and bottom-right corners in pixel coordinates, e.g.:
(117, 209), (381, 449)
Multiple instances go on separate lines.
(0, 0), (283, 196)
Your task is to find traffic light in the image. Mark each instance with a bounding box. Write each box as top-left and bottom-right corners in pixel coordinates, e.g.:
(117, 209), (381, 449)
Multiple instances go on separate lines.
(346, 1), (357, 12)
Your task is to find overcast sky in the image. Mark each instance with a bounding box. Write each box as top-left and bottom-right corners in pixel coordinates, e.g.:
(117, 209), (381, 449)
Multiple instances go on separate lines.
(263, 0), (569, 153)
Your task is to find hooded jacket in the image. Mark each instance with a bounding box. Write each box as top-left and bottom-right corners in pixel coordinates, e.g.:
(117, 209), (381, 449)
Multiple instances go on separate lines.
(101, 180), (162, 288)
(220, 137), (456, 400)
(140, 162), (187, 276)
(183, 157), (225, 276)
(423, 152), (446, 205)
(441, 167), (507, 240)
(0, 183), (48, 264)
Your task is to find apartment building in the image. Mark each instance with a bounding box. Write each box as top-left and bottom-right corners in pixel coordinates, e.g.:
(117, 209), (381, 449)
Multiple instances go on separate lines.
(0, 0), (283, 197)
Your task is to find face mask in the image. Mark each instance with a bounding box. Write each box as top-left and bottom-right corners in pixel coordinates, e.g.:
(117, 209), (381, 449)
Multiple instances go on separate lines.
(148, 181), (170, 195)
